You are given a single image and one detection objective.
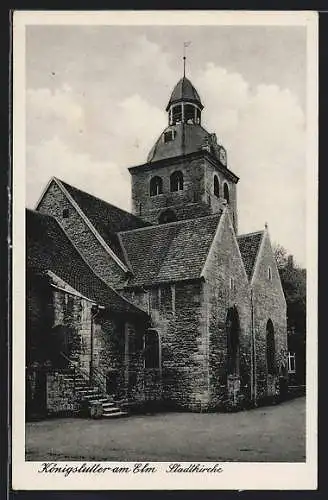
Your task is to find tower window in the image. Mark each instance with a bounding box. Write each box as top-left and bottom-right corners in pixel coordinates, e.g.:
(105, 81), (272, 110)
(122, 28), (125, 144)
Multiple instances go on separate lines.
(150, 176), (163, 197)
(172, 105), (182, 125)
(185, 104), (195, 124)
(196, 108), (201, 124)
(62, 208), (69, 218)
(223, 183), (230, 204)
(170, 171), (184, 192)
(214, 175), (220, 198)
(163, 130), (176, 143)
(144, 329), (160, 369)
(266, 319), (275, 375)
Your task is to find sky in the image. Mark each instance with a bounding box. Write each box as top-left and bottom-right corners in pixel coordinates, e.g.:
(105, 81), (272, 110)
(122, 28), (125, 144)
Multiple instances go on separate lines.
(25, 24), (307, 266)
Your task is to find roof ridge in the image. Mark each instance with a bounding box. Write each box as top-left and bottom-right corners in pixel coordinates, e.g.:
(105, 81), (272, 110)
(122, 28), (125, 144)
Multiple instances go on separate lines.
(118, 213), (222, 236)
(49, 215), (148, 317)
(55, 177), (146, 223)
(237, 229), (264, 239)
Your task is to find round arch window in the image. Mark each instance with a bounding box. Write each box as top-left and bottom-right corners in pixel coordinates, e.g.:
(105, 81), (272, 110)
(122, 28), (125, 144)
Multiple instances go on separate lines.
(223, 183), (230, 204)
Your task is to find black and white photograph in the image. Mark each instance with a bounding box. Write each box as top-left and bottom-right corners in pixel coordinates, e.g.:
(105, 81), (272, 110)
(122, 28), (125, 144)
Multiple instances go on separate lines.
(12, 10), (317, 490)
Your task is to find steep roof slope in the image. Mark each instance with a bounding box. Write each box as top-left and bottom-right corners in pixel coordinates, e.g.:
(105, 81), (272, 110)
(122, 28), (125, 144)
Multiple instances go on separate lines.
(119, 214), (221, 287)
(26, 209), (148, 318)
(237, 231), (264, 281)
(166, 76), (203, 110)
(147, 123), (210, 163)
(57, 179), (150, 265)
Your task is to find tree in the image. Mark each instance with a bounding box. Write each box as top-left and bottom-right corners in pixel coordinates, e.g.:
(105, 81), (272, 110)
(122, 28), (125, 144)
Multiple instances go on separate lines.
(273, 244), (306, 385)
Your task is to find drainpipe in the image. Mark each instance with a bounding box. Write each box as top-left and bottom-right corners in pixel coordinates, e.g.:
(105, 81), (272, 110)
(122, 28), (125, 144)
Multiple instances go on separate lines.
(250, 289), (257, 406)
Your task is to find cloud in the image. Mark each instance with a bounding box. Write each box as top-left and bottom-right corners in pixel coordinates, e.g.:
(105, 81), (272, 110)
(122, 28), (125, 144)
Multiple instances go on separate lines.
(195, 63), (306, 265)
(26, 137), (130, 211)
(26, 55), (306, 265)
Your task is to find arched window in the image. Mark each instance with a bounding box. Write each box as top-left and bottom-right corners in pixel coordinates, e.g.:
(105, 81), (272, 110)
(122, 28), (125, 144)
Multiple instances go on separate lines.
(172, 105), (182, 125)
(150, 176), (163, 197)
(185, 104), (195, 124)
(266, 319), (275, 375)
(170, 171), (184, 192)
(226, 306), (240, 375)
(144, 329), (160, 369)
(158, 209), (177, 224)
(223, 183), (230, 204)
(214, 175), (220, 198)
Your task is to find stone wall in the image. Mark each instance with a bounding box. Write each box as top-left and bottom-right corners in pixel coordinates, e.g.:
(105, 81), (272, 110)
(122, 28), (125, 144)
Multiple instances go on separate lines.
(27, 273), (149, 412)
(130, 155), (238, 230)
(38, 181), (127, 288)
(130, 157), (206, 222)
(202, 211), (252, 410)
(46, 371), (80, 415)
(251, 232), (288, 403)
(124, 281), (209, 411)
(203, 161), (238, 233)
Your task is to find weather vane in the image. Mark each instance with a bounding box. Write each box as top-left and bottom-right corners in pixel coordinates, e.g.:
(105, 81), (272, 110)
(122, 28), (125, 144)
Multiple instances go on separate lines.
(183, 41), (191, 77)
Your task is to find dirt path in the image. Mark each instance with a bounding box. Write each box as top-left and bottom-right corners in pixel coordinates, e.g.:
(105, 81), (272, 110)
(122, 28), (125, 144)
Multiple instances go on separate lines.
(26, 397), (306, 462)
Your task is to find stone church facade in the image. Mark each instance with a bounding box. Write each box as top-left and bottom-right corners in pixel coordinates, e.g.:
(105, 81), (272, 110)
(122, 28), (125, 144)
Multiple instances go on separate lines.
(26, 76), (288, 418)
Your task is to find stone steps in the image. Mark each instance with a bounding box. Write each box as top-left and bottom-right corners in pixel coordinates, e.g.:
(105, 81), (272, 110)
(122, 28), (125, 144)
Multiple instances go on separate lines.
(63, 371), (128, 419)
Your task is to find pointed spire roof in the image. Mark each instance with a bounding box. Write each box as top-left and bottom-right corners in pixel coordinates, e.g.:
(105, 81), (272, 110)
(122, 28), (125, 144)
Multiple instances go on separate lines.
(166, 76), (204, 111)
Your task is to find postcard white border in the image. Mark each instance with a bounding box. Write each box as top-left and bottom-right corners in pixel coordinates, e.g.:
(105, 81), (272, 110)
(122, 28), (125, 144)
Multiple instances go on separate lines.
(12, 10), (318, 490)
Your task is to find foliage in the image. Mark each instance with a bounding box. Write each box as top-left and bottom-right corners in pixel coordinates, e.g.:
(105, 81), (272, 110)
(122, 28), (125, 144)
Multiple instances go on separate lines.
(273, 244), (306, 336)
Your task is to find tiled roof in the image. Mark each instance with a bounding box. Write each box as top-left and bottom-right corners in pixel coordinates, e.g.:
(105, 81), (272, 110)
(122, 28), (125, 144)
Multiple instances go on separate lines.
(26, 209), (148, 318)
(237, 231), (264, 280)
(119, 214), (221, 287)
(57, 179), (150, 265)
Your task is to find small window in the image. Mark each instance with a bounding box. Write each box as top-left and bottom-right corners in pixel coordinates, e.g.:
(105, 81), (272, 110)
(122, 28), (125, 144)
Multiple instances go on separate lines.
(144, 330), (160, 369)
(163, 130), (176, 143)
(158, 209), (177, 224)
(223, 183), (230, 204)
(214, 175), (220, 198)
(62, 208), (69, 218)
(151, 287), (160, 311)
(268, 266), (272, 280)
(170, 171), (184, 192)
(229, 277), (235, 291)
(288, 352), (296, 373)
(150, 176), (163, 197)
(196, 108), (201, 124)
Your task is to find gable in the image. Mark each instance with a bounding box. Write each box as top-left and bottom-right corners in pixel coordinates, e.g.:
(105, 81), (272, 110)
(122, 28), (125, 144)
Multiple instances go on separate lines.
(201, 208), (249, 286)
(119, 214), (221, 287)
(251, 231), (286, 303)
(58, 179), (150, 264)
(237, 231), (264, 281)
(26, 209), (148, 318)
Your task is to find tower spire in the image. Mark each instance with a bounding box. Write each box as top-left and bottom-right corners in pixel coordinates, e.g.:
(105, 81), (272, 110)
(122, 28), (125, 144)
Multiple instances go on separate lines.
(183, 41), (191, 78)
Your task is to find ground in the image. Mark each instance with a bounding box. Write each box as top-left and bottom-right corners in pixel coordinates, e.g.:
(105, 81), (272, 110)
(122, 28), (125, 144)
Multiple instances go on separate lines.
(26, 397), (305, 462)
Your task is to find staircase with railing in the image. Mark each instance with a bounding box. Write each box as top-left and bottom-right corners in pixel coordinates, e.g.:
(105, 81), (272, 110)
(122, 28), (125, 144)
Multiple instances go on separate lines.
(60, 352), (128, 419)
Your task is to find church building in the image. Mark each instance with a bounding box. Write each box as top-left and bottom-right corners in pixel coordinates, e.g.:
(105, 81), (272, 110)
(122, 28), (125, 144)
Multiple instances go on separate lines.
(26, 73), (288, 418)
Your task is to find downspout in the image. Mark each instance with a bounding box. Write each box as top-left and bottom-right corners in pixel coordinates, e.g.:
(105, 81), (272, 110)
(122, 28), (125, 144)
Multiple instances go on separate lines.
(250, 288), (257, 406)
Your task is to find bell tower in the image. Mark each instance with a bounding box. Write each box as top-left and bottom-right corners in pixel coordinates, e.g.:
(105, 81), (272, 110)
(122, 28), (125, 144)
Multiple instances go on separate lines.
(129, 73), (239, 232)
